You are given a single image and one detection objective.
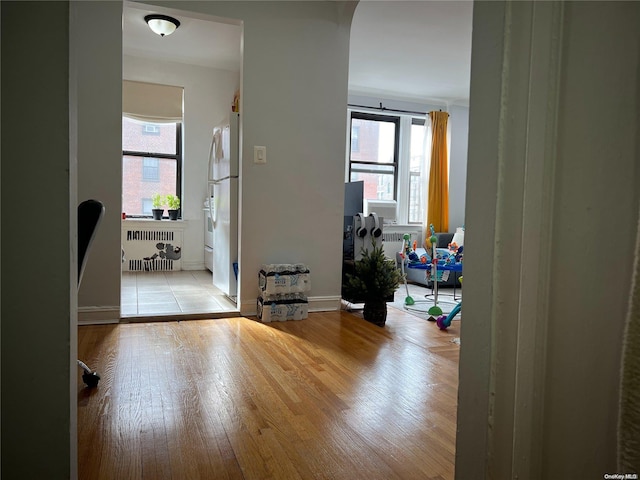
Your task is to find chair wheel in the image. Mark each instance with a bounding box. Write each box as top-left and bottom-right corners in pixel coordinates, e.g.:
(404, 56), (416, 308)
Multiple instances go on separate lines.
(82, 371), (100, 388)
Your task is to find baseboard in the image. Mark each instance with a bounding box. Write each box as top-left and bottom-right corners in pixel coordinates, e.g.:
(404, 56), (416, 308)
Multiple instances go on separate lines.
(240, 295), (341, 317)
(240, 299), (258, 317)
(78, 306), (120, 325)
(181, 261), (206, 271)
(308, 295), (342, 312)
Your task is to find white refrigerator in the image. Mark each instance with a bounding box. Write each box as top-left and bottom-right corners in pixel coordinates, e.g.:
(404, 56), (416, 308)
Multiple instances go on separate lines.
(208, 112), (239, 301)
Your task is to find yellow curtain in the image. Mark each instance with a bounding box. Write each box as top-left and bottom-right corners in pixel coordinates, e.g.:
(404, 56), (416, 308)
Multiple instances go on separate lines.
(426, 111), (449, 233)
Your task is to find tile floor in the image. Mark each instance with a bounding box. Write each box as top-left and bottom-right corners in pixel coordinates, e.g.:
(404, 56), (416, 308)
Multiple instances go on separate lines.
(121, 270), (238, 318)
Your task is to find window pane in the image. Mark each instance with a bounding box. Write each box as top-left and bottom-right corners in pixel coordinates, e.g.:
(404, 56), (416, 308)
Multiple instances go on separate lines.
(410, 123), (426, 172)
(408, 172), (423, 223)
(350, 171), (394, 201)
(351, 125), (360, 152)
(142, 158), (160, 181)
(122, 117), (177, 154)
(350, 118), (396, 164)
(409, 121), (427, 223)
(122, 155), (177, 216)
(141, 198), (153, 215)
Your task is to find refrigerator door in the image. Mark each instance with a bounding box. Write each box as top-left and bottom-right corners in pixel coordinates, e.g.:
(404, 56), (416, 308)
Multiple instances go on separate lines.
(212, 177), (238, 299)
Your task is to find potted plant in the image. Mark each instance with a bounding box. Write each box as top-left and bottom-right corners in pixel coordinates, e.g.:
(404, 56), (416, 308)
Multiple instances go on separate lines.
(165, 194), (180, 220)
(151, 193), (165, 220)
(344, 241), (403, 327)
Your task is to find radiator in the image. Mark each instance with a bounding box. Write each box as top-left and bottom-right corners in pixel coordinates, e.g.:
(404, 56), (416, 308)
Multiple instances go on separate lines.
(381, 227), (423, 259)
(122, 227), (183, 272)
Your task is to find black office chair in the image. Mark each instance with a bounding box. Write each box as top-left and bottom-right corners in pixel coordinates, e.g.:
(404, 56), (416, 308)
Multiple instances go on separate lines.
(77, 199), (105, 388)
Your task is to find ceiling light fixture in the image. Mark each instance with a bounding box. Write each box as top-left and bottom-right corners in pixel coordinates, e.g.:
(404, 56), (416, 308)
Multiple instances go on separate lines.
(144, 14), (180, 37)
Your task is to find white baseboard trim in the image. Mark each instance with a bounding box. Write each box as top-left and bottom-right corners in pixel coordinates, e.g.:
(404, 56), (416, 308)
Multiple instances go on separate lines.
(239, 295), (341, 317)
(239, 300), (258, 317)
(78, 306), (120, 325)
(308, 295), (342, 312)
(181, 261), (206, 271)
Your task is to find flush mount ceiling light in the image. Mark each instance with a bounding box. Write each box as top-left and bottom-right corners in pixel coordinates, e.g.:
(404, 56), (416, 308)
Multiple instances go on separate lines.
(144, 14), (180, 37)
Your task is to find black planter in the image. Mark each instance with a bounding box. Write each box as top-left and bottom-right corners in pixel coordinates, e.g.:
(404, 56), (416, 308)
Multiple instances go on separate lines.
(152, 209), (164, 220)
(363, 300), (387, 327)
(168, 209), (179, 220)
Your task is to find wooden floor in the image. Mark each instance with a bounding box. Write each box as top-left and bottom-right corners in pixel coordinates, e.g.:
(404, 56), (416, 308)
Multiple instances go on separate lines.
(78, 307), (459, 480)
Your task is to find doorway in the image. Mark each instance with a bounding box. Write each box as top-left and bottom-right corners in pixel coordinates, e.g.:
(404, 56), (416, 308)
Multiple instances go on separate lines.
(121, 2), (242, 318)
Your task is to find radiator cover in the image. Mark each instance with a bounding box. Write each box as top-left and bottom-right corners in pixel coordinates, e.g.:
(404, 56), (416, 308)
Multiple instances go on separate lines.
(122, 227), (183, 272)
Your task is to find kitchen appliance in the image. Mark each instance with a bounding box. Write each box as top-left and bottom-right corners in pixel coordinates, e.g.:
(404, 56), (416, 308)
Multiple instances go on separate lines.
(203, 198), (214, 273)
(207, 112), (239, 301)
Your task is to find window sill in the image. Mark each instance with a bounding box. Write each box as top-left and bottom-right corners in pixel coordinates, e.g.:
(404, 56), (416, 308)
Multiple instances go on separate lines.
(123, 218), (188, 228)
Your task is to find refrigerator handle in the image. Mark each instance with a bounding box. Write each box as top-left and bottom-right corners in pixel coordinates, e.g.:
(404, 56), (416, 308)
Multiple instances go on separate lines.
(209, 183), (217, 224)
(207, 133), (215, 182)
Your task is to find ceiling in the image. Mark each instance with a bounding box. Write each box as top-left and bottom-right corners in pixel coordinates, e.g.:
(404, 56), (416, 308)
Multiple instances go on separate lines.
(123, 3), (243, 71)
(123, 1), (473, 105)
(349, 1), (473, 105)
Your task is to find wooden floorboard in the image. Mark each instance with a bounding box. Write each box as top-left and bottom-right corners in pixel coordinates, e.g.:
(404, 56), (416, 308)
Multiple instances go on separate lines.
(78, 307), (460, 480)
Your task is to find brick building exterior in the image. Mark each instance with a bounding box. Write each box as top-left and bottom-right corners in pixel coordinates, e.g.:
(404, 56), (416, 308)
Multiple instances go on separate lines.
(122, 117), (179, 216)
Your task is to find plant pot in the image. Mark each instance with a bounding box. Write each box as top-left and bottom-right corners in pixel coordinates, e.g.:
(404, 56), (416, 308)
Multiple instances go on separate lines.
(363, 300), (387, 327)
(168, 209), (179, 221)
(152, 209), (164, 220)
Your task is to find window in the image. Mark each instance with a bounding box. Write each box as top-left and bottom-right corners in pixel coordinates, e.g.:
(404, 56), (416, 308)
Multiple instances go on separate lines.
(347, 110), (430, 225)
(142, 124), (161, 135)
(409, 118), (426, 223)
(348, 113), (399, 202)
(351, 125), (360, 152)
(141, 198), (153, 215)
(122, 117), (182, 217)
(142, 158), (159, 181)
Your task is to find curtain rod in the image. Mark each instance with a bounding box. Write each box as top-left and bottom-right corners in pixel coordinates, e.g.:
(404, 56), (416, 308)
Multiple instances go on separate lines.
(348, 102), (449, 116)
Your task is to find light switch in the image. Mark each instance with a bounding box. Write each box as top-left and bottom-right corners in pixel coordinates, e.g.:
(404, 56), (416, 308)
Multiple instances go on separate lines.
(254, 146), (267, 164)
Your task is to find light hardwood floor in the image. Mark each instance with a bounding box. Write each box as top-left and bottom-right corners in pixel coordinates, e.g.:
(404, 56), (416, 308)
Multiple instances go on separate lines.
(78, 307), (459, 479)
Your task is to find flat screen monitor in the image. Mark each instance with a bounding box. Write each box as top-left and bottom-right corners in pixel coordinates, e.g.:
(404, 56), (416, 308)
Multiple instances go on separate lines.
(344, 181), (364, 217)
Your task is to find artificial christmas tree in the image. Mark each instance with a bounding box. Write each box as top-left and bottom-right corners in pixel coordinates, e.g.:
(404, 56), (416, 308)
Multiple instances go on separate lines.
(344, 241), (402, 326)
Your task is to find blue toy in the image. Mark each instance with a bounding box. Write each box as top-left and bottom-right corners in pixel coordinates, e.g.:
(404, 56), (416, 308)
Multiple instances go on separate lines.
(436, 275), (463, 330)
(436, 302), (461, 330)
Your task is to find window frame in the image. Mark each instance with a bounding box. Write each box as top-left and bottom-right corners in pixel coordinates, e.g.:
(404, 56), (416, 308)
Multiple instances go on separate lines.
(347, 109), (433, 226)
(348, 112), (400, 201)
(122, 121), (183, 218)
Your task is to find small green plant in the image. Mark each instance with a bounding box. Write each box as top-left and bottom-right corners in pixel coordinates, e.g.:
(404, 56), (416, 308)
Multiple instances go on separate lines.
(343, 240), (403, 326)
(166, 194), (180, 210)
(344, 241), (403, 302)
(151, 193), (165, 209)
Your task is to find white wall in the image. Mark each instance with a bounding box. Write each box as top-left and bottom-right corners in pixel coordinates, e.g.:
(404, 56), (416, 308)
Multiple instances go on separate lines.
(141, 1), (356, 314)
(76, 1), (356, 316)
(448, 104), (468, 230)
(456, 1), (640, 477)
(541, 2), (638, 474)
(1, 2), (74, 476)
(123, 55), (239, 270)
(76, 1), (123, 323)
(347, 94), (469, 232)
